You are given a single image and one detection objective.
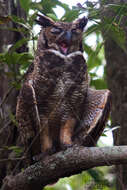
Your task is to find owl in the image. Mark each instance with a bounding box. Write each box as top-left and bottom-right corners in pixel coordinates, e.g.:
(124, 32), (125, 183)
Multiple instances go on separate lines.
(16, 14), (111, 163)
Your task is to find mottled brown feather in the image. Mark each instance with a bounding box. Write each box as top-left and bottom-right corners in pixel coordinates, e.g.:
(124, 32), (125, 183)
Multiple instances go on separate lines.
(16, 15), (111, 164)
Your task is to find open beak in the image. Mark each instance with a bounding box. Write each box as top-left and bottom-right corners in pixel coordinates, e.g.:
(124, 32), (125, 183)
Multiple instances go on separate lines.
(60, 42), (68, 54)
(58, 31), (72, 55)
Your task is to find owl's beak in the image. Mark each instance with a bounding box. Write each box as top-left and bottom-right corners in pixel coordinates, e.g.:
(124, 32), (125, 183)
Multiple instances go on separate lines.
(59, 31), (72, 55)
(64, 31), (72, 43)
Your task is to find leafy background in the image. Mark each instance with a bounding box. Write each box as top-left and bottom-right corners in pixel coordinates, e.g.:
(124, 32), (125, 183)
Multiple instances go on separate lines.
(0, 0), (126, 189)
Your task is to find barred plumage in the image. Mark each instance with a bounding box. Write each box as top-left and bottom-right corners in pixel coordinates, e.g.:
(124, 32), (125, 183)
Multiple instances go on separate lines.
(16, 15), (111, 163)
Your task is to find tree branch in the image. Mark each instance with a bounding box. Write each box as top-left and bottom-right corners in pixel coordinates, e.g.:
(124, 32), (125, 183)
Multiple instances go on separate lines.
(2, 145), (127, 190)
(0, 157), (25, 163)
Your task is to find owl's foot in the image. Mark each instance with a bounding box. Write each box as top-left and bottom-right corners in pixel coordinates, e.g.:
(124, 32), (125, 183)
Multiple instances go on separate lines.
(60, 143), (73, 151)
(33, 147), (56, 161)
(33, 152), (48, 161)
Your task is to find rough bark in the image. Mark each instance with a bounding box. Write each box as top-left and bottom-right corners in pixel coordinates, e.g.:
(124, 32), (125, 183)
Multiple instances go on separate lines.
(1, 146), (127, 190)
(101, 0), (127, 189)
(0, 0), (27, 186)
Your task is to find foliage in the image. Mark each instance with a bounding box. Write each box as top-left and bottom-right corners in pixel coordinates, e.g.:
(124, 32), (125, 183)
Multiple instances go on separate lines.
(0, 0), (126, 89)
(43, 167), (115, 190)
(0, 0), (126, 189)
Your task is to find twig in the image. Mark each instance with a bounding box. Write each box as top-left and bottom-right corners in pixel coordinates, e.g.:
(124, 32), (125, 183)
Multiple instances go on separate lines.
(28, 80), (41, 128)
(0, 86), (14, 108)
(0, 157), (26, 163)
(0, 75), (25, 109)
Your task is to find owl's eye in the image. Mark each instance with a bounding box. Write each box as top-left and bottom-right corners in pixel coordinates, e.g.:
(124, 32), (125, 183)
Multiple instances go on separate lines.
(50, 27), (61, 34)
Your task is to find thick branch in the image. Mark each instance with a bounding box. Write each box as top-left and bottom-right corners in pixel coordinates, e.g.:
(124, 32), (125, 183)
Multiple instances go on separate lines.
(2, 146), (127, 190)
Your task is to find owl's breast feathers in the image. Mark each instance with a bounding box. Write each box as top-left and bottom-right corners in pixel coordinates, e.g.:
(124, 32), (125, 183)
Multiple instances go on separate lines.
(30, 50), (88, 122)
(16, 50), (87, 148)
(16, 50), (82, 143)
(16, 48), (111, 159)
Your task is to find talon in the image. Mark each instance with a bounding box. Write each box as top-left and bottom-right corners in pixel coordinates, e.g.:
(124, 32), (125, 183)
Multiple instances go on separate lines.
(33, 152), (48, 161)
(60, 143), (73, 151)
(33, 147), (56, 161)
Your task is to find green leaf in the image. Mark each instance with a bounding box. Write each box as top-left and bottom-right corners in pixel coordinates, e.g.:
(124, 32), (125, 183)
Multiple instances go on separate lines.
(3, 52), (33, 77)
(91, 78), (107, 89)
(11, 15), (31, 30)
(84, 24), (101, 37)
(8, 146), (23, 156)
(110, 24), (126, 52)
(57, 1), (70, 12)
(0, 53), (5, 62)
(46, 13), (59, 21)
(88, 9), (100, 20)
(88, 169), (103, 183)
(62, 9), (80, 22)
(105, 3), (127, 14)
(0, 16), (11, 24)
(101, 133), (107, 137)
(18, 53), (33, 71)
(28, 11), (38, 26)
(102, 17), (127, 52)
(12, 81), (21, 90)
(19, 0), (30, 13)
(30, 2), (43, 11)
(10, 38), (30, 52)
(40, 0), (58, 15)
(84, 43), (103, 71)
(88, 168), (110, 187)
(9, 112), (18, 127)
(11, 15), (25, 24)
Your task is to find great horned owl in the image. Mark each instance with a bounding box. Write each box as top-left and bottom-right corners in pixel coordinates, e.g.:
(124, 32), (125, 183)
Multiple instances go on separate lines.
(16, 14), (111, 163)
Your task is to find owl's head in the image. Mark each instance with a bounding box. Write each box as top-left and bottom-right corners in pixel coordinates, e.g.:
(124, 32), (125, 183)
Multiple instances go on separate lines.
(36, 14), (88, 55)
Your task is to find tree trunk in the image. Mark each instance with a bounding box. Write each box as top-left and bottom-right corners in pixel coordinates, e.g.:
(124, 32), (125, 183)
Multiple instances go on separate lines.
(101, 0), (127, 189)
(0, 0), (27, 186)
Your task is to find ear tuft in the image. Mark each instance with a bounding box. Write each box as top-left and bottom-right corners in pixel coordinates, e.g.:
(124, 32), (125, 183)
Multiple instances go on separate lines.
(35, 14), (54, 27)
(76, 16), (88, 30)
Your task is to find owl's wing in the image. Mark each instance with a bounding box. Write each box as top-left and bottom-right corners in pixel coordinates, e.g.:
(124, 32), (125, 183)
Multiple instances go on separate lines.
(16, 82), (40, 157)
(73, 88), (111, 146)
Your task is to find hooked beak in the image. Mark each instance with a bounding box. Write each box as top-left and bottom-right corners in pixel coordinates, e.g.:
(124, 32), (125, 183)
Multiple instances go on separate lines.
(64, 31), (72, 43)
